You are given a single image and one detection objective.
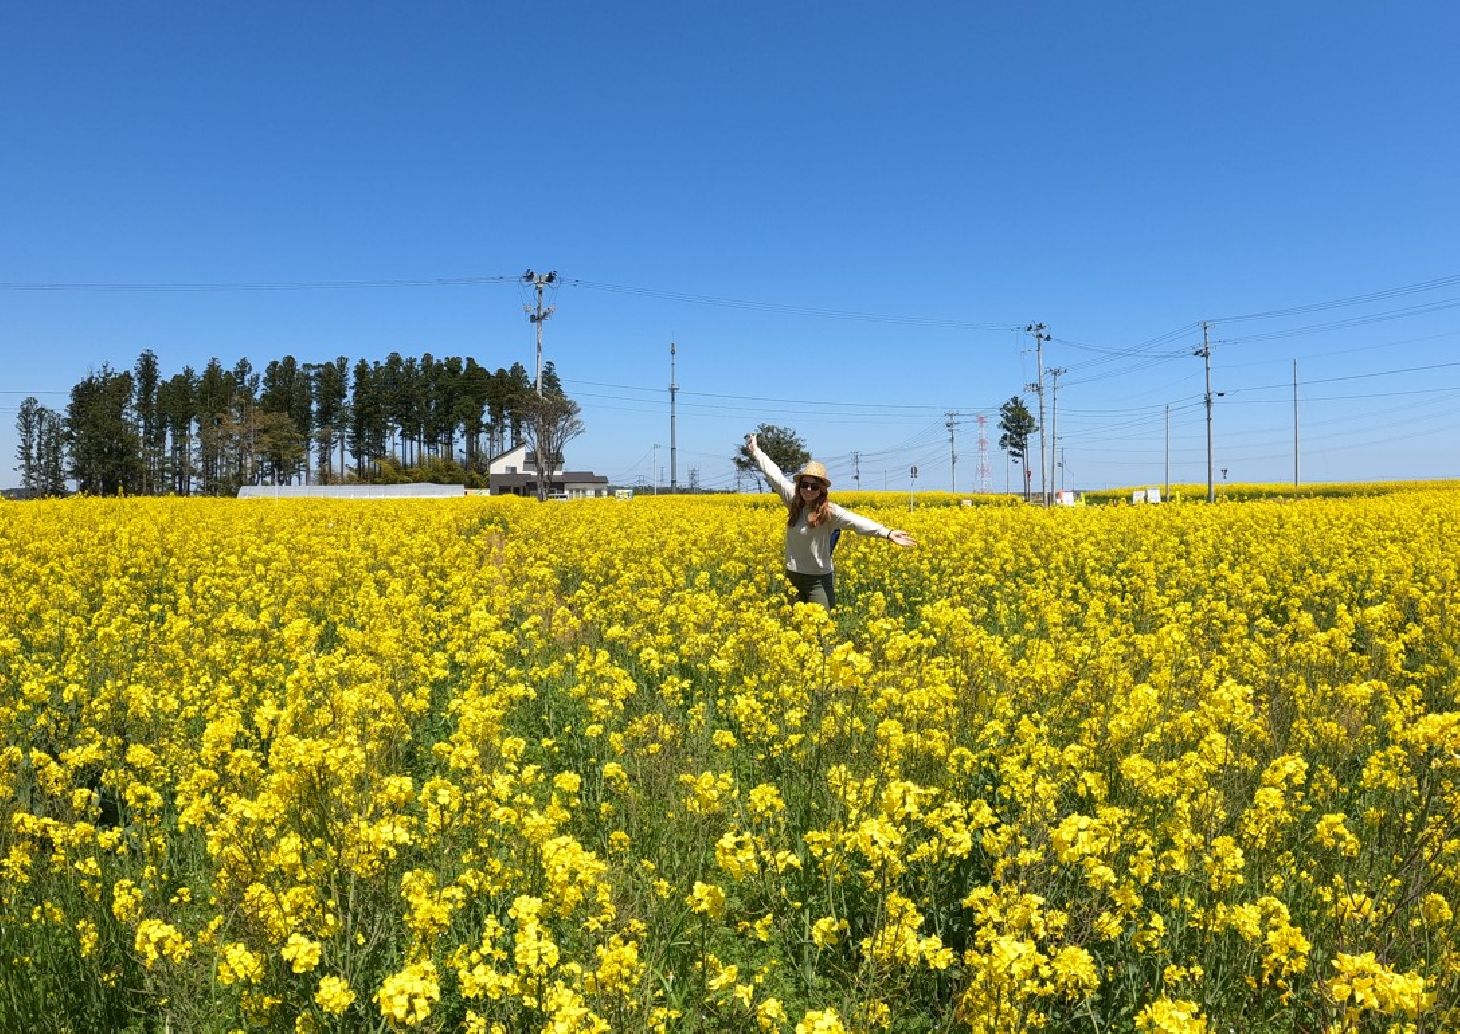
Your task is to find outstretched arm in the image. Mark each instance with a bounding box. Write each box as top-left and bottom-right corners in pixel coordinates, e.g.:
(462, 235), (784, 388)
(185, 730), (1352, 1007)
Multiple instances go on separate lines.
(830, 504), (917, 547)
(745, 433), (796, 504)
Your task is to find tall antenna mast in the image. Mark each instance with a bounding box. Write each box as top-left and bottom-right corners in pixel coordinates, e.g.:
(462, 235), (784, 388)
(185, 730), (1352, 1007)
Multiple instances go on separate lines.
(669, 341), (678, 492)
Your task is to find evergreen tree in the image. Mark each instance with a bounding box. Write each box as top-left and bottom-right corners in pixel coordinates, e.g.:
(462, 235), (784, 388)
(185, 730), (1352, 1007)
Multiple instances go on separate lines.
(457, 358), (492, 471)
(67, 365), (141, 495)
(133, 350), (163, 494)
(37, 408), (66, 495)
(261, 356), (310, 444)
(486, 368), (512, 459)
(309, 358), (348, 484)
(196, 359), (234, 494)
(157, 368), (198, 494)
(436, 356), (464, 462)
(998, 396), (1038, 501)
(416, 353), (441, 461)
(733, 423), (810, 488)
(229, 359), (261, 488)
(14, 396), (41, 491)
(348, 359), (382, 479)
(504, 362), (532, 450)
(381, 353), (411, 465)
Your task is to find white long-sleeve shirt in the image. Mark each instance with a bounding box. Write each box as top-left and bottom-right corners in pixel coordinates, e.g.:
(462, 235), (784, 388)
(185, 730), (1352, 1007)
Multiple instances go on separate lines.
(750, 444), (891, 574)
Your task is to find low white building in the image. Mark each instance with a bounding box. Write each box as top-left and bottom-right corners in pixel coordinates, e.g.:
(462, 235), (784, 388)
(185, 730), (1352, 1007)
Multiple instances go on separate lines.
(238, 483), (464, 499)
(487, 444), (609, 498)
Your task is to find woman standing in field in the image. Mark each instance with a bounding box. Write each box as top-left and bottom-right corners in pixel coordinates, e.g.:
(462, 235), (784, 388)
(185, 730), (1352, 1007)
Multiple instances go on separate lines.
(745, 432), (916, 609)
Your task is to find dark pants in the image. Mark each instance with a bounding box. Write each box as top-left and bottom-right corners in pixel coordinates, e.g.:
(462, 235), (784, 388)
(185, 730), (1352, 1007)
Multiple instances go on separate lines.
(786, 569), (836, 609)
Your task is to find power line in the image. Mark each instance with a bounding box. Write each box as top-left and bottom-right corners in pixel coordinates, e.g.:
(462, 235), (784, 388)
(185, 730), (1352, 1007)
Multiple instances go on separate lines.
(1214, 298), (1460, 345)
(564, 377), (976, 413)
(1222, 359), (1460, 397)
(562, 278), (1022, 331)
(1219, 328), (1460, 369)
(0, 275), (519, 291)
(1208, 272), (1460, 324)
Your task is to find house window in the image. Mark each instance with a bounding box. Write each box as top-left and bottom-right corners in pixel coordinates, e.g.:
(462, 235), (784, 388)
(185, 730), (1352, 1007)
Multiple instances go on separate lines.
(506, 466), (517, 474)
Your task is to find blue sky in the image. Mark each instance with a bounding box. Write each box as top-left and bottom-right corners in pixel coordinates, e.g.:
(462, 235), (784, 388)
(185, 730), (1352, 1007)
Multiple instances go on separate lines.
(3, 2), (1458, 492)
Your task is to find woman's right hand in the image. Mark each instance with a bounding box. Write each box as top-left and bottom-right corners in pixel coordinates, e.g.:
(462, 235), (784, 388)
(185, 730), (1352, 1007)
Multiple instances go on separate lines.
(744, 433), (758, 453)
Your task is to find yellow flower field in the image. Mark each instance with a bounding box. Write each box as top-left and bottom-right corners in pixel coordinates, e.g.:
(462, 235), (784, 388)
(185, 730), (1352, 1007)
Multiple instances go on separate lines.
(1, 491), (1458, 1033)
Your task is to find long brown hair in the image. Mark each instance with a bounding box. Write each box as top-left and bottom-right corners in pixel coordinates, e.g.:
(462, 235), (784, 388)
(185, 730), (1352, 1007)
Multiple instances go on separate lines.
(788, 480), (830, 528)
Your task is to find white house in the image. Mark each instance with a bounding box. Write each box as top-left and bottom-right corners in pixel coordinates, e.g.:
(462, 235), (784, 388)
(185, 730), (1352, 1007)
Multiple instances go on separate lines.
(486, 444), (609, 498)
(487, 444), (558, 478)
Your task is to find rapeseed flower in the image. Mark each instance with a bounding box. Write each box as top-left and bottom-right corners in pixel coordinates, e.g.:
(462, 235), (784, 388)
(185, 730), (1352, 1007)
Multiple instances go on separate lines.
(3, 492), (1459, 1030)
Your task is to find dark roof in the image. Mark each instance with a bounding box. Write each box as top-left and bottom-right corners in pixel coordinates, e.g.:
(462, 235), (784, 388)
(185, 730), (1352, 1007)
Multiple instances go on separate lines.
(487, 444), (526, 465)
(489, 471), (608, 487)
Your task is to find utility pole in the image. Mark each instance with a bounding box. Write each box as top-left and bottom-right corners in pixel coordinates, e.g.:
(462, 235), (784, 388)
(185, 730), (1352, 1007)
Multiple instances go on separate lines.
(1025, 323), (1050, 505)
(1292, 359), (1300, 488)
(976, 414), (991, 493)
(1164, 403), (1171, 501)
(522, 269), (557, 395)
(651, 443), (660, 495)
(852, 451), (861, 489)
(946, 412), (958, 493)
(1048, 367), (1065, 502)
(1197, 322), (1215, 503)
(669, 341), (678, 492)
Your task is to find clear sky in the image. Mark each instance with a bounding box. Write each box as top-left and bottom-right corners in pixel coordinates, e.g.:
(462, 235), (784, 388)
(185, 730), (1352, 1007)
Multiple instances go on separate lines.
(3, 2), (1458, 493)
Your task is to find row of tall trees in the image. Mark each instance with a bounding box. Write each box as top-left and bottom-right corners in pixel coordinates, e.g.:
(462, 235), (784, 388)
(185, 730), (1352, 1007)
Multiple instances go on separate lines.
(14, 349), (571, 496)
(13, 397), (68, 495)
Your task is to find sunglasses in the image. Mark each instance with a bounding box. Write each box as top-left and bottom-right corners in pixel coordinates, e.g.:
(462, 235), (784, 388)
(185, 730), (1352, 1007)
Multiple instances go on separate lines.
(797, 480), (825, 493)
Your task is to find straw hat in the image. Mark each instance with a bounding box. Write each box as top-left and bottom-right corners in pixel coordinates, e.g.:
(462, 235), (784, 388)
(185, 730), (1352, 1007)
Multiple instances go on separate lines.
(796, 460), (830, 487)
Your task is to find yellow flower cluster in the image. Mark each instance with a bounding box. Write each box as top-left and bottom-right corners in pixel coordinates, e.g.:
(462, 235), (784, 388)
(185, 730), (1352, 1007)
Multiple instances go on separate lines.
(1, 489), (1458, 1030)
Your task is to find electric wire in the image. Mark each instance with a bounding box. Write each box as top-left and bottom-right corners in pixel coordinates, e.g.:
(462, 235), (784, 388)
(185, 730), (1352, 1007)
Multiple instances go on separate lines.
(1208, 272), (1460, 324)
(1214, 298), (1460, 345)
(0, 275), (520, 292)
(563, 278), (1021, 332)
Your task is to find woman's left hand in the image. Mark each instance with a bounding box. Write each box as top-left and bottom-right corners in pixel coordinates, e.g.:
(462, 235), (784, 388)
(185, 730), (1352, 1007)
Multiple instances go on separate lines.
(888, 530), (916, 547)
